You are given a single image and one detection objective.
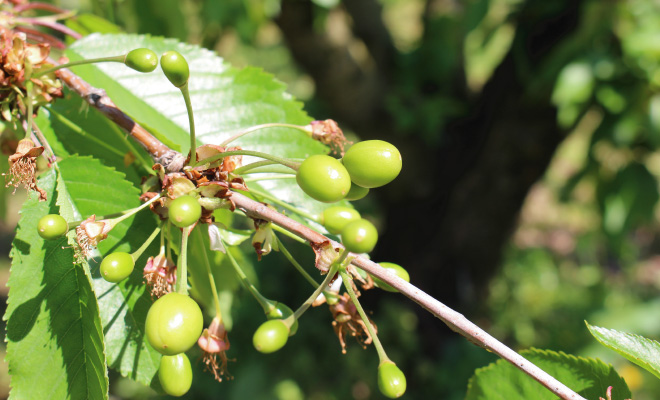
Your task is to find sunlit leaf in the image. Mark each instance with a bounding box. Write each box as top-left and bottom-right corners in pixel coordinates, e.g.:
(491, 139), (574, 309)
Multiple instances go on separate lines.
(465, 348), (630, 400)
(4, 169), (109, 400)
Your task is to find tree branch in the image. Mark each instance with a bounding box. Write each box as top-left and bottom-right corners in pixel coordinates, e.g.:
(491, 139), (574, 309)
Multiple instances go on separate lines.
(55, 67), (186, 172)
(275, 0), (388, 129)
(231, 191), (585, 400)
(57, 66), (585, 400)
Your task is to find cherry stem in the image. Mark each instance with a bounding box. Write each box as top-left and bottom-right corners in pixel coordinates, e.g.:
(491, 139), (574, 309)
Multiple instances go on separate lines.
(30, 122), (56, 164)
(271, 224), (306, 244)
(176, 225), (192, 295)
(179, 83), (197, 166)
(192, 226), (223, 321)
(339, 268), (390, 363)
(33, 55), (125, 78)
(233, 160), (282, 175)
(244, 188), (318, 222)
(243, 175), (296, 183)
(274, 235), (319, 288)
(222, 239), (272, 313)
(130, 226), (162, 262)
(219, 123), (310, 147)
(192, 149), (300, 171)
(24, 80), (34, 140)
(289, 261), (340, 324)
(111, 193), (162, 226)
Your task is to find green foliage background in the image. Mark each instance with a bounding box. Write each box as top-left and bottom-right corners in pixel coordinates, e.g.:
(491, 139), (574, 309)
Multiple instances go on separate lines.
(3, 0), (660, 399)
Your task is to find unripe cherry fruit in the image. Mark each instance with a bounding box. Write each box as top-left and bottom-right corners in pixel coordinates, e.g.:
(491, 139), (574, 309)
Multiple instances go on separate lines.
(342, 140), (402, 188)
(160, 50), (190, 88)
(100, 252), (135, 283)
(253, 319), (290, 353)
(266, 302), (298, 336)
(37, 214), (68, 240)
(145, 292), (204, 355)
(371, 262), (410, 292)
(378, 361), (407, 398)
(345, 183), (369, 201)
(296, 155), (351, 203)
(168, 195), (202, 228)
(124, 48), (158, 73)
(341, 218), (378, 254)
(321, 206), (360, 235)
(158, 353), (193, 397)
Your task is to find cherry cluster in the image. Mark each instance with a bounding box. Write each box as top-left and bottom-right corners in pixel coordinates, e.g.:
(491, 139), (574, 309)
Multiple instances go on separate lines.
(33, 47), (409, 398)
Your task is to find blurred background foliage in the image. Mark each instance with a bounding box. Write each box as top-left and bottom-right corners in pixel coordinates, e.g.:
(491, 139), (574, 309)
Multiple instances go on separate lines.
(4, 0), (660, 399)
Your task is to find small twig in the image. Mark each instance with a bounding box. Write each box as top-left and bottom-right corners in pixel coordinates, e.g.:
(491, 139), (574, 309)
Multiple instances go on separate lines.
(55, 67), (186, 171)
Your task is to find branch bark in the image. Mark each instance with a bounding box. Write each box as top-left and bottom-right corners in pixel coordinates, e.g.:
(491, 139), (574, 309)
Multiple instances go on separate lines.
(54, 67), (186, 172)
(231, 192), (586, 400)
(58, 68), (586, 400)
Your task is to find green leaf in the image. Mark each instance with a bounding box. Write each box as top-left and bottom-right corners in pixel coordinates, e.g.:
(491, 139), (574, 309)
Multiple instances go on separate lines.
(37, 93), (153, 185)
(465, 348), (631, 400)
(66, 33), (350, 218)
(55, 156), (161, 385)
(587, 322), (660, 380)
(4, 169), (109, 400)
(65, 14), (122, 37)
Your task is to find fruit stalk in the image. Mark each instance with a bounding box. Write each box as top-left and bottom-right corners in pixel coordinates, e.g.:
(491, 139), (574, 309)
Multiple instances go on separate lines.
(339, 268), (389, 362)
(192, 227), (223, 319)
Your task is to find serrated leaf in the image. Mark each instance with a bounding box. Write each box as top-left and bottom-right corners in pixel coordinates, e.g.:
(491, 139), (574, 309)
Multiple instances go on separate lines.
(587, 322), (660, 380)
(66, 33), (351, 218)
(4, 169), (108, 400)
(37, 93), (154, 185)
(465, 348), (631, 400)
(55, 156), (161, 385)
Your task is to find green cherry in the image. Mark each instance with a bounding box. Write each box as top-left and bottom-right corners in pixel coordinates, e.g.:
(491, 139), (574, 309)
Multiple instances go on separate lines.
(342, 140), (402, 188)
(266, 302), (298, 336)
(345, 183), (369, 201)
(37, 214), (68, 240)
(160, 50), (190, 88)
(378, 361), (407, 398)
(341, 218), (378, 254)
(100, 252), (135, 283)
(168, 195), (202, 228)
(296, 154), (351, 203)
(159, 353), (193, 397)
(321, 206), (361, 235)
(253, 319), (290, 353)
(371, 262), (410, 292)
(124, 48), (158, 73)
(145, 292), (204, 355)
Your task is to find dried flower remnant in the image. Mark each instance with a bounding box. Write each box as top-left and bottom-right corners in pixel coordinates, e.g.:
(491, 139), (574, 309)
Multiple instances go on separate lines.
(75, 215), (113, 259)
(0, 30), (62, 123)
(143, 254), (176, 298)
(3, 137), (46, 200)
(252, 219), (277, 260)
(329, 292), (376, 354)
(312, 240), (342, 273)
(308, 119), (349, 155)
(198, 317), (232, 382)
